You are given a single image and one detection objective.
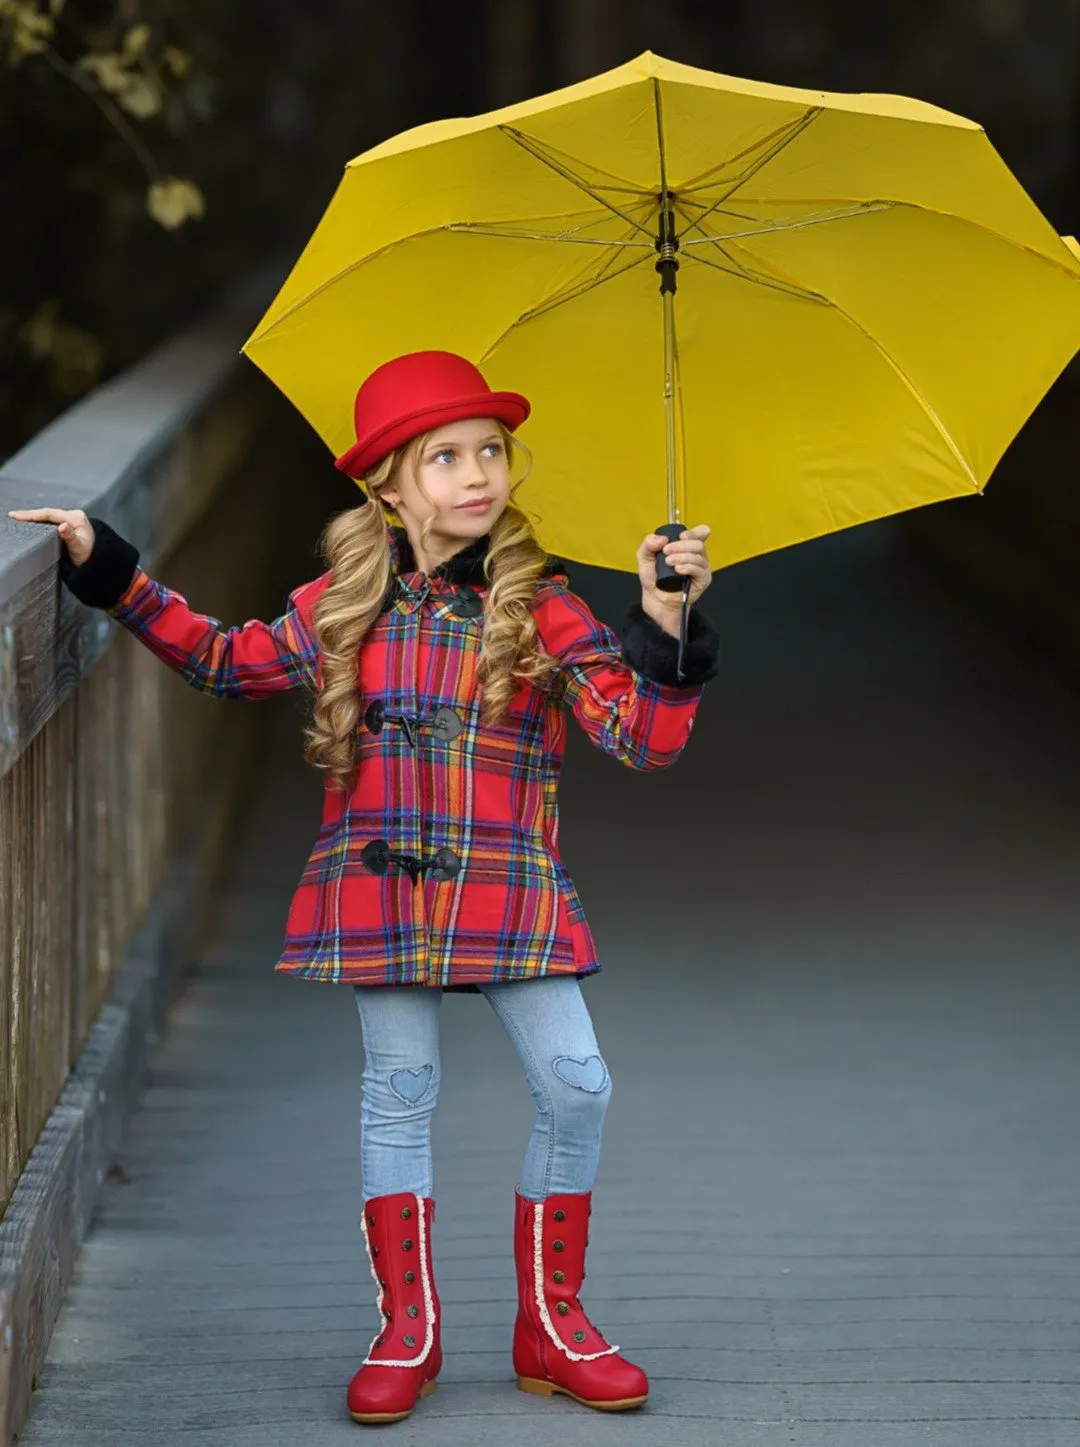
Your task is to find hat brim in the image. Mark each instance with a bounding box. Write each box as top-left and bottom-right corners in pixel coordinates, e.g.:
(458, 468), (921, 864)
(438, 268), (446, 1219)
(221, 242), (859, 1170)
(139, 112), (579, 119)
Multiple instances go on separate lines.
(334, 391), (530, 480)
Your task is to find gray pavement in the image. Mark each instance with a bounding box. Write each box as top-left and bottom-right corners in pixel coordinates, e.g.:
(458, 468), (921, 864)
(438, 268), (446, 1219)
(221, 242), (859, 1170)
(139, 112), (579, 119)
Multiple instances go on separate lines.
(21, 521), (1080, 1445)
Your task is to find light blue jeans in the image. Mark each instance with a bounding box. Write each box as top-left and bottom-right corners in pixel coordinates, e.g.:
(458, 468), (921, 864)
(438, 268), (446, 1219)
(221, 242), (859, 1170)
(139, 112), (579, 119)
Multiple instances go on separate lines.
(352, 976), (612, 1203)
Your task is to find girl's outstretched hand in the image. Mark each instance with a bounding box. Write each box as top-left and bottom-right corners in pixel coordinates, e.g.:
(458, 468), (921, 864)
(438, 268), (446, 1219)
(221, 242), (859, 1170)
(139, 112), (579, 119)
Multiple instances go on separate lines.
(637, 524), (712, 635)
(7, 507), (96, 566)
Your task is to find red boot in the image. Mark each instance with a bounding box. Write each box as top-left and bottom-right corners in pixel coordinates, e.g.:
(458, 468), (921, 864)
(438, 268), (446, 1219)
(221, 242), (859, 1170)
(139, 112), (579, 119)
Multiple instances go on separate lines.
(512, 1189), (648, 1411)
(346, 1193), (441, 1425)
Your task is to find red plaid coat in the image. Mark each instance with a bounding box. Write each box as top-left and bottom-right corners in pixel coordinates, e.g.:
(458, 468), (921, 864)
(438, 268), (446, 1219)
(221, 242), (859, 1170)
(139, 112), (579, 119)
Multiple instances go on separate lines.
(102, 524), (719, 988)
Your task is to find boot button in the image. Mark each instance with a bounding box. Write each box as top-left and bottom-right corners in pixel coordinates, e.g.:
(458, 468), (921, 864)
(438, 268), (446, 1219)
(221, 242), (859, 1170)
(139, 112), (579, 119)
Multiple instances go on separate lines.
(406, 1305), (420, 1319)
(552, 1240), (565, 1252)
(556, 1302), (569, 1316)
(552, 1270), (565, 1283)
(366, 1214), (376, 1226)
(371, 1245), (379, 1258)
(403, 1335), (416, 1349)
(404, 1270), (416, 1284)
(402, 1239), (414, 1251)
(553, 1210), (565, 1221)
(401, 1206), (412, 1220)
(573, 1331), (587, 1343)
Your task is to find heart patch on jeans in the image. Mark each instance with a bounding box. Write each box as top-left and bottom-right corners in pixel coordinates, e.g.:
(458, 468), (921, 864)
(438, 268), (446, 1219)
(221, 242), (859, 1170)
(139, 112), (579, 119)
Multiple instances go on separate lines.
(552, 1054), (609, 1094)
(389, 1065), (435, 1104)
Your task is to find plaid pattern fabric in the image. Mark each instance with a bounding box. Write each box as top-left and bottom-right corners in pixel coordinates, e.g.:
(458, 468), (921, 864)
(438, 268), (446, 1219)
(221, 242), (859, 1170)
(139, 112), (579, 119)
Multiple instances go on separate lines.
(109, 539), (708, 987)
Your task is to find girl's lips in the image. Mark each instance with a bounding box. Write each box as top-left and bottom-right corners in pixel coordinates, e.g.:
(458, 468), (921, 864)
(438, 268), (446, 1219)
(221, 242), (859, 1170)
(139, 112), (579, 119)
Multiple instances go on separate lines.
(457, 499), (492, 511)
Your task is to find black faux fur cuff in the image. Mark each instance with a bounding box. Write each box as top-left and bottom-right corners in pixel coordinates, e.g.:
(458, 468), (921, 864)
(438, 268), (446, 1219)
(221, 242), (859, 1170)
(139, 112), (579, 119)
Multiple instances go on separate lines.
(620, 602), (720, 688)
(59, 517), (140, 609)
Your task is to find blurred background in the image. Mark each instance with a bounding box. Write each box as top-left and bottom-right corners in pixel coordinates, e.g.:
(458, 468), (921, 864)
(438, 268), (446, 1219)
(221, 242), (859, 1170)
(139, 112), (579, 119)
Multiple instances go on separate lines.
(3, 0), (1079, 654)
(4, 11), (1080, 1442)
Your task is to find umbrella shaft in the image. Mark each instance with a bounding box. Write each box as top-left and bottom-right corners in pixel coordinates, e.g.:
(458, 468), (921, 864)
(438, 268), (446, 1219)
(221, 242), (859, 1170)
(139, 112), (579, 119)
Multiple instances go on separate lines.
(663, 287), (679, 525)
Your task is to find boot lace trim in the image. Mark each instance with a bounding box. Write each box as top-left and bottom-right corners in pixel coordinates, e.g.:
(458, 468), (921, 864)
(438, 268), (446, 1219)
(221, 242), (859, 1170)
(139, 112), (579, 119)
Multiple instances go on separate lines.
(361, 1194), (436, 1368)
(532, 1203), (618, 1362)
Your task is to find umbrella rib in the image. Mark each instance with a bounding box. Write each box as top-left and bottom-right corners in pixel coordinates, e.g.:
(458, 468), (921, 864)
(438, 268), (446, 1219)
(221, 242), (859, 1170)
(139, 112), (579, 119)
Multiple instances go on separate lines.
(676, 195), (764, 225)
(680, 201), (894, 246)
(498, 126), (657, 240)
(680, 193), (1080, 286)
(244, 221), (481, 340)
(677, 107), (823, 217)
(684, 192), (1080, 280)
(682, 244), (830, 304)
(721, 237), (981, 488)
(676, 112), (823, 193)
(823, 296), (981, 489)
(888, 198), (1080, 281)
(495, 125), (652, 193)
(685, 242), (978, 488)
(244, 215), (646, 342)
(447, 220), (650, 247)
(478, 249), (654, 363)
(653, 76), (669, 197)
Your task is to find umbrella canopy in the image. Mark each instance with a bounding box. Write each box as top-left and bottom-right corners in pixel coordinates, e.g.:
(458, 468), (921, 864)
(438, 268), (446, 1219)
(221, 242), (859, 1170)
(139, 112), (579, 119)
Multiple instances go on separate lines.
(243, 51), (1080, 572)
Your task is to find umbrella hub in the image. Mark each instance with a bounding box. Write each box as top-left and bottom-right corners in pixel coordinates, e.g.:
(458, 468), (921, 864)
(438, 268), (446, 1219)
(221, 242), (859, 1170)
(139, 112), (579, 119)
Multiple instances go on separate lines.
(654, 189), (680, 297)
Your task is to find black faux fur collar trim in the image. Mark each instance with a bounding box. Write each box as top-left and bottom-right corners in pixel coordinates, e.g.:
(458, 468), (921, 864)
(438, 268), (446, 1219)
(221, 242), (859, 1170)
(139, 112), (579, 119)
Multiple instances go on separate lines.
(389, 526), (490, 585)
(388, 526), (567, 587)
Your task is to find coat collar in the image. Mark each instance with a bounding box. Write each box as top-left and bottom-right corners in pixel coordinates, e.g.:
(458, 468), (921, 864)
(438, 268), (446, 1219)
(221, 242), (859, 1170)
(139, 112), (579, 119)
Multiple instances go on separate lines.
(388, 525), (491, 587)
(387, 525), (568, 589)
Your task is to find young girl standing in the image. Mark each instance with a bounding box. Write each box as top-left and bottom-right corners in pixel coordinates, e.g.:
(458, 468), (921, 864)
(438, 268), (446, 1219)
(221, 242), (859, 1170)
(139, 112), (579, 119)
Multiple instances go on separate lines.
(10, 349), (719, 1425)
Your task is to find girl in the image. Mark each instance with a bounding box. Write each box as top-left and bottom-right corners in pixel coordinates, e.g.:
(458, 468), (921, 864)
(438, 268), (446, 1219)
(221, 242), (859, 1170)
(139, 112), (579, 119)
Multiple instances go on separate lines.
(10, 349), (719, 1425)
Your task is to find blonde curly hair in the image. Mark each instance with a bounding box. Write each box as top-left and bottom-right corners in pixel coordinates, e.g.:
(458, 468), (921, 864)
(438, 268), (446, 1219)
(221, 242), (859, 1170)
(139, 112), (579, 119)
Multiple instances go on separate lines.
(305, 422), (561, 792)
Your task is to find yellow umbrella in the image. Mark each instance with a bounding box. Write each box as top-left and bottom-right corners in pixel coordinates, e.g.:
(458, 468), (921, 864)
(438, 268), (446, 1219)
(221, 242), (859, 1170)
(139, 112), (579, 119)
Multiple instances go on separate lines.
(243, 51), (1080, 574)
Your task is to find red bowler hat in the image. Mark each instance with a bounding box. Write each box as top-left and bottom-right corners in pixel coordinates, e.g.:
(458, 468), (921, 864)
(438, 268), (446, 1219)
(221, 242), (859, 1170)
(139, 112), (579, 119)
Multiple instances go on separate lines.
(334, 350), (531, 480)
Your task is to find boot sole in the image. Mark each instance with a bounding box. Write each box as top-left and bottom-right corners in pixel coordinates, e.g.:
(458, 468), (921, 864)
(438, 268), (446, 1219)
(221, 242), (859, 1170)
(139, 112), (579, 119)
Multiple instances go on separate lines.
(517, 1376), (647, 1411)
(349, 1378), (437, 1423)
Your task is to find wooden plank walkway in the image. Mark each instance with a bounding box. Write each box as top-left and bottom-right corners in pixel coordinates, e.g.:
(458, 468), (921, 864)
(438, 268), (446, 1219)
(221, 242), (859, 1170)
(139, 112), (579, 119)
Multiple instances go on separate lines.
(20, 523), (1080, 1446)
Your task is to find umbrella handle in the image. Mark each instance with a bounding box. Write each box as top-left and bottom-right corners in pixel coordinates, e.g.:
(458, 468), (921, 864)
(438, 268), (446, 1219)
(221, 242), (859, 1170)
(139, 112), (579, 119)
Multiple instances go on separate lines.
(652, 522), (691, 683)
(652, 522), (686, 593)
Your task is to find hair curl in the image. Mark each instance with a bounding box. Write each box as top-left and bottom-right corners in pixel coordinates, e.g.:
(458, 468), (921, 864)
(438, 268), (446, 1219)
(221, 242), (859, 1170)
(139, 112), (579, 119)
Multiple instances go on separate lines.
(305, 423), (560, 792)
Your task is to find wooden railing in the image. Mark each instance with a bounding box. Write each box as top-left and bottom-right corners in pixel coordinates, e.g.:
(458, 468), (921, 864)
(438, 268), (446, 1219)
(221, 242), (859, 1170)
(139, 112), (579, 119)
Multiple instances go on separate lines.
(0, 277), (334, 1441)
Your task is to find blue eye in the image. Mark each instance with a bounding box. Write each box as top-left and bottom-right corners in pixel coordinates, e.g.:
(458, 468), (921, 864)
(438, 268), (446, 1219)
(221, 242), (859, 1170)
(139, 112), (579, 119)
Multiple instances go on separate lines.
(433, 449), (454, 464)
(481, 441), (503, 457)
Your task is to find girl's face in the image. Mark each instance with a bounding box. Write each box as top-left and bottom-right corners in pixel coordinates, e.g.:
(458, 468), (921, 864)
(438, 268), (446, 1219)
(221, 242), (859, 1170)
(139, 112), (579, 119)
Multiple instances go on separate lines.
(380, 417), (512, 564)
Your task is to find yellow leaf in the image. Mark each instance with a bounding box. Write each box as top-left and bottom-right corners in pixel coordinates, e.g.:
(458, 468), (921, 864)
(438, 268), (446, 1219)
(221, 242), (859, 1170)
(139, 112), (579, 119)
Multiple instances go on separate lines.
(118, 73), (162, 119)
(78, 52), (129, 93)
(8, 5), (53, 62)
(11, 0), (50, 26)
(122, 23), (149, 59)
(177, 179), (205, 220)
(162, 45), (190, 77)
(147, 177), (205, 229)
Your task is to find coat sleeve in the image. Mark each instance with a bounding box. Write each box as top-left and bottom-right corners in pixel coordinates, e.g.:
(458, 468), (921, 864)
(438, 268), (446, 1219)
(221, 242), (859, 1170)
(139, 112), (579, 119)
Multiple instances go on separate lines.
(62, 518), (326, 699)
(530, 580), (720, 772)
